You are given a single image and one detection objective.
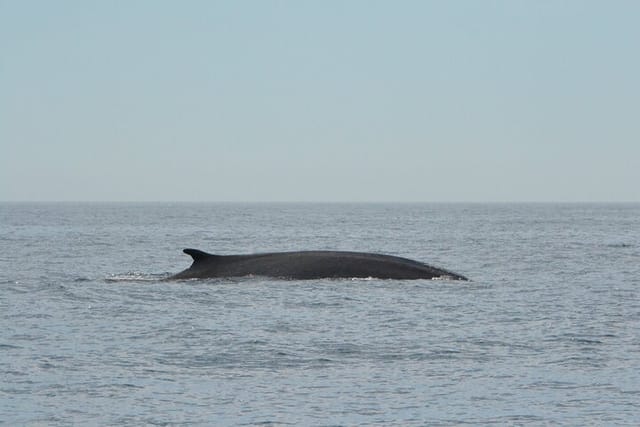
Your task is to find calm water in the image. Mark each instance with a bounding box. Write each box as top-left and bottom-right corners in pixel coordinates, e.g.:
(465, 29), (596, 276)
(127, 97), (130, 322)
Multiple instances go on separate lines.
(1, 203), (639, 425)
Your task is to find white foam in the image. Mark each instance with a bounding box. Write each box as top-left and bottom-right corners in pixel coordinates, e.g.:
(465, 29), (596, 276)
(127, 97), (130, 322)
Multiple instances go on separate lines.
(105, 272), (167, 282)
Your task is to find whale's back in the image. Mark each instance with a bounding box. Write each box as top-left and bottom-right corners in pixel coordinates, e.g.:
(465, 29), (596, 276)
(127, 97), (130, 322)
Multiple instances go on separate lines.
(169, 249), (468, 281)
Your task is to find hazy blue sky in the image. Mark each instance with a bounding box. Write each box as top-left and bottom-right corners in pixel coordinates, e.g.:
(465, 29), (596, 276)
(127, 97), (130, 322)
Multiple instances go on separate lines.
(2, 1), (638, 202)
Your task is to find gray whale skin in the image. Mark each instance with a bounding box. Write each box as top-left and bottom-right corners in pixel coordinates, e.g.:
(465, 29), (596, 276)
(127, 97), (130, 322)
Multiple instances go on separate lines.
(168, 249), (468, 281)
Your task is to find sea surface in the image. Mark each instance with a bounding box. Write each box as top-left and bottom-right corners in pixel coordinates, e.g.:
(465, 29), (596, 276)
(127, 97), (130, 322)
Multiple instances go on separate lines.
(1, 202), (639, 426)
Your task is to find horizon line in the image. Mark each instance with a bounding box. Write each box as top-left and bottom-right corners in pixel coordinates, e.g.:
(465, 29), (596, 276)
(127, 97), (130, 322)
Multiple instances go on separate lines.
(1, 200), (639, 204)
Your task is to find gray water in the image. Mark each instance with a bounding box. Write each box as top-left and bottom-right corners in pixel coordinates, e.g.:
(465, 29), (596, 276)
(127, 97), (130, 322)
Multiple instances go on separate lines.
(1, 203), (639, 426)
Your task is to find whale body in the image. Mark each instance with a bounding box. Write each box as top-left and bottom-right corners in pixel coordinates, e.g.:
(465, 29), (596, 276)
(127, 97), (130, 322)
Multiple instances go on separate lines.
(168, 248), (468, 281)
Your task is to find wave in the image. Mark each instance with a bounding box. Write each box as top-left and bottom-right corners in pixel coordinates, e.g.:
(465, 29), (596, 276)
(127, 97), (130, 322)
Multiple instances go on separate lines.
(605, 242), (634, 248)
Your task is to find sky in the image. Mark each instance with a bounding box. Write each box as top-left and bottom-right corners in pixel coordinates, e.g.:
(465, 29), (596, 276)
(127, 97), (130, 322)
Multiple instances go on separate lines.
(1, 1), (639, 202)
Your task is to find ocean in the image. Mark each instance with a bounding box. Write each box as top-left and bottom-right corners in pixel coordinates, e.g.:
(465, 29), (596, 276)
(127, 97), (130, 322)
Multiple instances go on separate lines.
(1, 202), (639, 425)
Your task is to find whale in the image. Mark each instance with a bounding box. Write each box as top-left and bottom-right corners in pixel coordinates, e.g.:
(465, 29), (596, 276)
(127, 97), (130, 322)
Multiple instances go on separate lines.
(168, 248), (468, 281)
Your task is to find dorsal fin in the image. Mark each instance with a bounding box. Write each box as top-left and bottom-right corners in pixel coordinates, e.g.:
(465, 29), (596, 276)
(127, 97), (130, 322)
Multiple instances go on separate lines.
(183, 248), (216, 263)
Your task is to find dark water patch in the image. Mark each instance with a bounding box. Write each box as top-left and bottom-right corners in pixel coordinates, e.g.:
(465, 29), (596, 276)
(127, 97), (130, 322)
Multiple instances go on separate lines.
(548, 355), (608, 368)
(605, 242), (635, 248)
(5, 312), (54, 320)
(262, 321), (307, 333)
(0, 343), (24, 350)
(245, 421), (297, 426)
(521, 380), (580, 390)
(485, 415), (548, 424)
(546, 333), (612, 346)
(321, 342), (365, 357)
